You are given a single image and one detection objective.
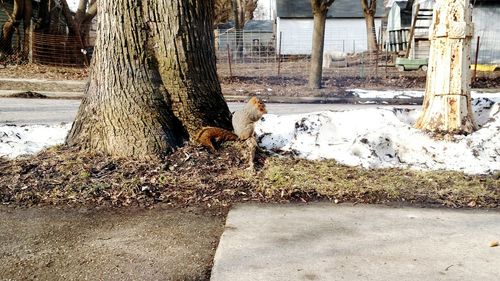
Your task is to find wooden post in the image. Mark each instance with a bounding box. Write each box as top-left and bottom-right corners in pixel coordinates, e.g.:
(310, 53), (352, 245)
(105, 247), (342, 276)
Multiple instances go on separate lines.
(472, 36), (480, 81)
(28, 19), (34, 64)
(227, 44), (233, 78)
(277, 31), (282, 76)
(405, 4), (420, 58)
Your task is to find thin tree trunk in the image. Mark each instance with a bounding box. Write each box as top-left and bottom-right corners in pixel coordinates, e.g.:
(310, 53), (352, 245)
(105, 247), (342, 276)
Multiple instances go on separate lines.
(0, 0), (24, 54)
(67, 0), (232, 158)
(22, 0), (32, 56)
(364, 12), (377, 52)
(36, 0), (51, 32)
(232, 0), (245, 60)
(361, 0), (378, 52)
(309, 10), (327, 89)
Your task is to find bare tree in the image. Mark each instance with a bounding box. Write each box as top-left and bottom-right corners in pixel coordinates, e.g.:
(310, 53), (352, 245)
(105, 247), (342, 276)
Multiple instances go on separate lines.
(0, 0), (97, 60)
(415, 0), (476, 134)
(231, 0), (258, 60)
(214, 0), (232, 24)
(245, 0), (258, 20)
(0, 0), (32, 56)
(66, 0), (232, 158)
(309, 0), (335, 89)
(59, 0), (97, 46)
(361, 0), (378, 52)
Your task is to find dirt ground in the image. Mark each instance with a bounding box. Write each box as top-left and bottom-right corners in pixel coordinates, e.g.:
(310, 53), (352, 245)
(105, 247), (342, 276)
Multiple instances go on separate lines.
(2, 63), (500, 98)
(0, 205), (224, 281)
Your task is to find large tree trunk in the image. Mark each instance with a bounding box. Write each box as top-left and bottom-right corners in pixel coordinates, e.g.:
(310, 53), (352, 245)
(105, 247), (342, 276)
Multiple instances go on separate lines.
(66, 0), (231, 158)
(308, 10), (327, 89)
(361, 0), (378, 52)
(415, 0), (476, 134)
(151, 0), (232, 135)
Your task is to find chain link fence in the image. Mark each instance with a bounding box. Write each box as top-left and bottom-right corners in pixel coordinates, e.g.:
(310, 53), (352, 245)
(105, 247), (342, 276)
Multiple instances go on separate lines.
(215, 29), (500, 82)
(215, 29), (413, 82)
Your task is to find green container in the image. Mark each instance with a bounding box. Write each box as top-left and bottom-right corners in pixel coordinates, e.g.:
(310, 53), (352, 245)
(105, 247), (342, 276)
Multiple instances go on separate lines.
(395, 57), (428, 71)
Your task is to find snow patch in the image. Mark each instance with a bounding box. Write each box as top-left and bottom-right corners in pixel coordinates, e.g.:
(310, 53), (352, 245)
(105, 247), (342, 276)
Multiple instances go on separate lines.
(256, 97), (500, 174)
(349, 89), (500, 103)
(0, 124), (71, 158)
(1, 95), (499, 175)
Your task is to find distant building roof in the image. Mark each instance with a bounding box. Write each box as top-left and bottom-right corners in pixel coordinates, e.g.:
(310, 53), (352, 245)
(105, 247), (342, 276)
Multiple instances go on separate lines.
(276, 0), (386, 18)
(216, 20), (274, 32)
(244, 20), (273, 32)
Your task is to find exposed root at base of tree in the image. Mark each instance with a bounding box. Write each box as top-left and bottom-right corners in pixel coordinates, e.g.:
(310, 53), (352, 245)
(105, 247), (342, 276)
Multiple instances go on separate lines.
(0, 144), (498, 209)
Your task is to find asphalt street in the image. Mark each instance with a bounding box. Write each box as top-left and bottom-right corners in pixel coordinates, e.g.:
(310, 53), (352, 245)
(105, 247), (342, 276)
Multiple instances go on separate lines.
(0, 98), (420, 125)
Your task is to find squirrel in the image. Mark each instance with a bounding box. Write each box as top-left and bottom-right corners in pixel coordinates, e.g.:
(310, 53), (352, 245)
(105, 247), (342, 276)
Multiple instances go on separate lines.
(232, 96), (267, 140)
(194, 97), (267, 152)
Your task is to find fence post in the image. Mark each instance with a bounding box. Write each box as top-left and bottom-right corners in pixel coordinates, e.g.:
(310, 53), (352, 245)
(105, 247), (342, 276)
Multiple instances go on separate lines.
(227, 44), (233, 78)
(472, 36), (480, 81)
(277, 31), (282, 76)
(360, 52), (365, 78)
(28, 19), (34, 64)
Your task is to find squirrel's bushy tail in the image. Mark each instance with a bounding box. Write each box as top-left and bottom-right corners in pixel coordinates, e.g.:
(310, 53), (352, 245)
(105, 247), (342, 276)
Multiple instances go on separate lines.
(195, 126), (238, 152)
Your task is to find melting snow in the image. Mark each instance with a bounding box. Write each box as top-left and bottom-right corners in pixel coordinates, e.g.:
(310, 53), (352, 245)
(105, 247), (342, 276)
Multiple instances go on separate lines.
(0, 124), (72, 158)
(349, 89), (500, 102)
(256, 97), (500, 175)
(1, 96), (499, 175)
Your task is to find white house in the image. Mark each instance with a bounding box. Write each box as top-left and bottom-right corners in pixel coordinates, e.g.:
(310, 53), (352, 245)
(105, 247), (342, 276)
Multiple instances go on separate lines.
(384, 0), (500, 64)
(275, 0), (385, 55)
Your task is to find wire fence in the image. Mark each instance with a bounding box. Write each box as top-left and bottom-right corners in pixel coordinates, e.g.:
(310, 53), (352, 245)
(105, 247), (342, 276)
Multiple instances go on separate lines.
(1, 27), (499, 79)
(0, 21), (94, 67)
(215, 29), (500, 81)
(30, 32), (90, 67)
(215, 30), (417, 80)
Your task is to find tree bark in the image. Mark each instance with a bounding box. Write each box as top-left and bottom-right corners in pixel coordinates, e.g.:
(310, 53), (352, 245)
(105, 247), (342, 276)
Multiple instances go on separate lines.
(309, 10), (327, 89)
(0, 0), (24, 55)
(149, 0), (232, 136)
(308, 0), (335, 89)
(22, 0), (32, 55)
(415, 0), (476, 134)
(361, 0), (378, 52)
(66, 0), (232, 158)
(232, 0), (245, 60)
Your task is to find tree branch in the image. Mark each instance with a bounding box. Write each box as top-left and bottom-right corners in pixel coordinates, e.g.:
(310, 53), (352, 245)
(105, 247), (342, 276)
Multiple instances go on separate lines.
(83, 0), (97, 23)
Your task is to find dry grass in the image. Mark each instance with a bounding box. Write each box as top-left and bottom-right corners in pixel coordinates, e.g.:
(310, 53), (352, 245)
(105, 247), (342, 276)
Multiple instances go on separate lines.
(0, 145), (498, 209)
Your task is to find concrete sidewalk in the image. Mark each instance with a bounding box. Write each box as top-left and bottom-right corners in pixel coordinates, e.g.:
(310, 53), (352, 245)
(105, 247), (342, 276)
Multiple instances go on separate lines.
(211, 204), (500, 281)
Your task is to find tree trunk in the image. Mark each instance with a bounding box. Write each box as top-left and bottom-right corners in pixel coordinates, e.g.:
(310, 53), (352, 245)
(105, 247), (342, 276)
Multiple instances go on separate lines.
(22, 0), (32, 56)
(0, 0), (24, 55)
(364, 12), (377, 52)
(66, 0), (232, 158)
(415, 0), (476, 134)
(361, 0), (378, 52)
(309, 9), (327, 89)
(232, 0), (245, 60)
(36, 0), (51, 32)
(150, 0), (232, 135)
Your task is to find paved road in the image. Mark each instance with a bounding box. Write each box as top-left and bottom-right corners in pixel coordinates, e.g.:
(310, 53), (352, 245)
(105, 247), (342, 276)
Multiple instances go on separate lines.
(211, 204), (500, 281)
(0, 98), (419, 125)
